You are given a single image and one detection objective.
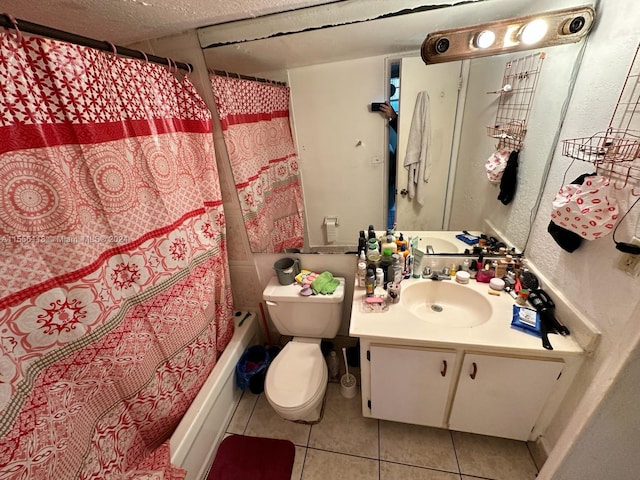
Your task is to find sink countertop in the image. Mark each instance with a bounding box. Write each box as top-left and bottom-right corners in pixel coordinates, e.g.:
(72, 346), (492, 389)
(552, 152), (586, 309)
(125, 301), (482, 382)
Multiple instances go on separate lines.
(349, 277), (584, 356)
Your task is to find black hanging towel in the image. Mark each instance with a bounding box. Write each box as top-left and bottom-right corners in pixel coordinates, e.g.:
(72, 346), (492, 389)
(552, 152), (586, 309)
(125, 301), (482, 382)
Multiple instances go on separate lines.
(497, 150), (519, 205)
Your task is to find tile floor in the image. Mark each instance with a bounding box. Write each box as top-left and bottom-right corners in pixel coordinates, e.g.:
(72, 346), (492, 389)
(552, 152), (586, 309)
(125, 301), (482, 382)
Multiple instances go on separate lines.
(223, 382), (541, 480)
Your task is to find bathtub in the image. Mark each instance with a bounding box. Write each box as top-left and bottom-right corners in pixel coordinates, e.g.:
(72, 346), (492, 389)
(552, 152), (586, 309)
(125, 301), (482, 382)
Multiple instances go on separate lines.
(170, 311), (259, 480)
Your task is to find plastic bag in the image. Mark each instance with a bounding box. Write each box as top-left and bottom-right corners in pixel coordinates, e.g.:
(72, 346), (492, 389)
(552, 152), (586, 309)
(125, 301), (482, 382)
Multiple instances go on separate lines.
(550, 175), (619, 240)
(236, 345), (273, 394)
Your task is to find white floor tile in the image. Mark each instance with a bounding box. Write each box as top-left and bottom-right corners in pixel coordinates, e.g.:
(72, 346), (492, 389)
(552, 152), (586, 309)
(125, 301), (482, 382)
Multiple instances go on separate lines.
(381, 462), (461, 479)
(244, 393), (311, 447)
(380, 421), (459, 473)
(452, 431), (538, 480)
(301, 448), (378, 480)
(308, 383), (379, 459)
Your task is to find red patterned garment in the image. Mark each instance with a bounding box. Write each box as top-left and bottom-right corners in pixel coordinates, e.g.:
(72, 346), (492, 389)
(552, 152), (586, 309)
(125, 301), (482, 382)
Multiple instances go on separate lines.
(210, 76), (305, 253)
(0, 32), (234, 479)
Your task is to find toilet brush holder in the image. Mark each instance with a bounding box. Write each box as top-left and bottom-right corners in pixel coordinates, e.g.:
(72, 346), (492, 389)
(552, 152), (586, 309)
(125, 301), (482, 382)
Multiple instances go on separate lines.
(340, 373), (357, 398)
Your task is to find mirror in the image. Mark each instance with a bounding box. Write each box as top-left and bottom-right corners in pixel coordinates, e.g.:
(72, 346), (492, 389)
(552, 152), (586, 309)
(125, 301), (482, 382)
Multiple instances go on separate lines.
(200, 0), (592, 254)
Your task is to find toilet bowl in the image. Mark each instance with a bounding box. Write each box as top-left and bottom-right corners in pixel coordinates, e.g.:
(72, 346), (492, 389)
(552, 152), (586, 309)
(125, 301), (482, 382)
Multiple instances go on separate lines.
(264, 338), (327, 422)
(262, 275), (345, 422)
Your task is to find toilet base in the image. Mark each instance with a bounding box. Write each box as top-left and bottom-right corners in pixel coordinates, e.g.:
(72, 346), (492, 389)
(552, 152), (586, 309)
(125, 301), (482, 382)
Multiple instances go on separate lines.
(287, 388), (328, 425)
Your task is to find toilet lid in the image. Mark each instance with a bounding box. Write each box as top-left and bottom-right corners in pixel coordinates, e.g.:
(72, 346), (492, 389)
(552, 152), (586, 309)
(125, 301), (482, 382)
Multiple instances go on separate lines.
(266, 342), (325, 409)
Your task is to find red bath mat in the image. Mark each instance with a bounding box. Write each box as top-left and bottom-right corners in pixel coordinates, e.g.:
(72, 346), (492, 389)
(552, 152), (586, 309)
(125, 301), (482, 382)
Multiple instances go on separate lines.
(207, 435), (295, 480)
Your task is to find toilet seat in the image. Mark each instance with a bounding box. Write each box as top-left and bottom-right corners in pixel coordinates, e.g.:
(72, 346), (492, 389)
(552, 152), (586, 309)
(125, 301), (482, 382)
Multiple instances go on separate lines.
(265, 340), (326, 412)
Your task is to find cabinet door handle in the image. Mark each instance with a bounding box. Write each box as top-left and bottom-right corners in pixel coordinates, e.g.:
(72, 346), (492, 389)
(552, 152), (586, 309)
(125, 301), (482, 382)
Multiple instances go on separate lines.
(440, 360), (447, 377)
(470, 362), (477, 380)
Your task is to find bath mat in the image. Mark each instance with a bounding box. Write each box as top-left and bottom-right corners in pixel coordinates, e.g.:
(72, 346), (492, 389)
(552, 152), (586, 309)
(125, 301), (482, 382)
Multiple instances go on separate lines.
(207, 434), (295, 480)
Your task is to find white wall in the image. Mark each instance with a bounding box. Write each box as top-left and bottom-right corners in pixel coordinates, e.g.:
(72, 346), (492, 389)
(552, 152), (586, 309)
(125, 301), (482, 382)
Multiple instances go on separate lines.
(528, 1), (640, 477)
(546, 300), (640, 480)
(288, 56), (387, 248)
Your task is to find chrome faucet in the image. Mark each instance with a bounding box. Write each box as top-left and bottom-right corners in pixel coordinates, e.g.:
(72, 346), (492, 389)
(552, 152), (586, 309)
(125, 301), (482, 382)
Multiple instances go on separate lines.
(426, 245), (435, 255)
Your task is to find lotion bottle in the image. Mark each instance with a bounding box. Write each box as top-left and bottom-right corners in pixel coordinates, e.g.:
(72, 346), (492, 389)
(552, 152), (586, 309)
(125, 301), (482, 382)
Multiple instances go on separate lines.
(381, 235), (398, 255)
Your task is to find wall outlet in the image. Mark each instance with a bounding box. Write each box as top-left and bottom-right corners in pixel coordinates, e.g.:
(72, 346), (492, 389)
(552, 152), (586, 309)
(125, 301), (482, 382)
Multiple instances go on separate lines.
(617, 236), (640, 277)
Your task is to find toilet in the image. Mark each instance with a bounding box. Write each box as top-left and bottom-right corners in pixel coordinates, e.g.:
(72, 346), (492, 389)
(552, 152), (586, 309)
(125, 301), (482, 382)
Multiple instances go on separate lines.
(262, 275), (345, 422)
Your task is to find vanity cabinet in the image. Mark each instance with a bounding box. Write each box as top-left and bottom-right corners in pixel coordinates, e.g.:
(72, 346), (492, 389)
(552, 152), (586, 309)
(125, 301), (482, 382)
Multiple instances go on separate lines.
(362, 342), (569, 441)
(448, 353), (564, 440)
(369, 344), (456, 427)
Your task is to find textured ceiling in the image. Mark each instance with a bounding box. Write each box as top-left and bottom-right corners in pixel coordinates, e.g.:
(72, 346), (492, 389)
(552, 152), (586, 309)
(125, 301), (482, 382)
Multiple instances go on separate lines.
(0, 0), (342, 45)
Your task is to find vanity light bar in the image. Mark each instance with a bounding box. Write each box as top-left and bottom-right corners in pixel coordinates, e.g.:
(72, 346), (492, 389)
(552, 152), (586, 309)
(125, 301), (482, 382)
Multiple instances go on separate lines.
(421, 5), (595, 64)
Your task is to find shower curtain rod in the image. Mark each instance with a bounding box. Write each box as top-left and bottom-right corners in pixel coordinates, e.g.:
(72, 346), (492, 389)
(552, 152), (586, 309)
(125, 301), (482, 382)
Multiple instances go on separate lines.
(0, 14), (193, 72)
(211, 69), (287, 86)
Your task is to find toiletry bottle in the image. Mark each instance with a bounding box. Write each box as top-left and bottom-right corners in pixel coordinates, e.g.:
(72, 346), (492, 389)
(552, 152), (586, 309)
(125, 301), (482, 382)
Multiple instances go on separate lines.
(375, 268), (384, 290)
(504, 254), (515, 274)
(449, 263), (457, 276)
(367, 237), (379, 254)
(395, 233), (408, 254)
(462, 258), (470, 272)
(404, 253), (413, 278)
(366, 251), (381, 272)
(365, 268), (375, 297)
(391, 254), (403, 285)
(327, 350), (340, 382)
(356, 249), (366, 275)
(368, 225), (376, 240)
(358, 230), (367, 257)
(381, 235), (398, 255)
(495, 259), (507, 279)
(357, 261), (367, 288)
(477, 262), (495, 283)
(379, 251), (393, 288)
(469, 260), (477, 279)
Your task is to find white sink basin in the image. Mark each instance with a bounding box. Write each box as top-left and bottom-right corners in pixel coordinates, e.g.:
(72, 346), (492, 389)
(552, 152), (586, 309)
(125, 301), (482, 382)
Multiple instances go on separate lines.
(401, 281), (493, 328)
(418, 237), (460, 253)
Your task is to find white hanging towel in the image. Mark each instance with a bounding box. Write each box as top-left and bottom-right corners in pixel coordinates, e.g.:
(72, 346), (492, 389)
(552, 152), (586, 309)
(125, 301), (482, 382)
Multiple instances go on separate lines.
(403, 90), (431, 205)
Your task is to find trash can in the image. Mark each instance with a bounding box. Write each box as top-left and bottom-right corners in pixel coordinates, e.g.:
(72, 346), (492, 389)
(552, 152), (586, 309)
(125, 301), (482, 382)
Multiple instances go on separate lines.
(273, 257), (301, 285)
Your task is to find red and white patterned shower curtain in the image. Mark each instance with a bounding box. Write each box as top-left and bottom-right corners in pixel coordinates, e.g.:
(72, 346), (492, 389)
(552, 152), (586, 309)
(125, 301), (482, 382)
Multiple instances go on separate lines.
(0, 31), (233, 479)
(211, 76), (305, 253)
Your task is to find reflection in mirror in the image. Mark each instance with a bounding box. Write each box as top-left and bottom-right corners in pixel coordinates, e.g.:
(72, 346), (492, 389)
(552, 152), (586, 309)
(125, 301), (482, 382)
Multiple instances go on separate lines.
(393, 57), (465, 233)
(447, 43), (584, 252)
(210, 75), (305, 253)
(199, 0), (592, 254)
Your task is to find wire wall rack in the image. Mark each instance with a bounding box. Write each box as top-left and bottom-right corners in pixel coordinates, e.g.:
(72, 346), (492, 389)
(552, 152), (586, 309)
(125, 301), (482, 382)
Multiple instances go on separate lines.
(561, 43), (640, 192)
(486, 52), (546, 151)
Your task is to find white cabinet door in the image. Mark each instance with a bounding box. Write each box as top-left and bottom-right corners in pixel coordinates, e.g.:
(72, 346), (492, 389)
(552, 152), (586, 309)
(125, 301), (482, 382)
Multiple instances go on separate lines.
(369, 344), (456, 427)
(449, 353), (564, 440)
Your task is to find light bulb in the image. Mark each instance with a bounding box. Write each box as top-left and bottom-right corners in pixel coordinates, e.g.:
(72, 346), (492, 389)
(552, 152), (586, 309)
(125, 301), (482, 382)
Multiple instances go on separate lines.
(476, 30), (496, 49)
(520, 19), (548, 45)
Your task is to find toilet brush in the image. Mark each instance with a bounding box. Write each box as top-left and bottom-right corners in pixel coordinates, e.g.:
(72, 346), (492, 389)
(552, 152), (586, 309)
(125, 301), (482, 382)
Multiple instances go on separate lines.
(340, 347), (357, 398)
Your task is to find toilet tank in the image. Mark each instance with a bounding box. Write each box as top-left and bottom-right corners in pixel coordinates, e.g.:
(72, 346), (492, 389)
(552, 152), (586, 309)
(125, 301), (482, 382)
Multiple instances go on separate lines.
(263, 276), (345, 338)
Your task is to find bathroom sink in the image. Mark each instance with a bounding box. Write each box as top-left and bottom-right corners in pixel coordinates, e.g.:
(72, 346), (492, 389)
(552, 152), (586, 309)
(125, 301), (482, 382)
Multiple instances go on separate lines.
(401, 281), (492, 327)
(418, 237), (460, 253)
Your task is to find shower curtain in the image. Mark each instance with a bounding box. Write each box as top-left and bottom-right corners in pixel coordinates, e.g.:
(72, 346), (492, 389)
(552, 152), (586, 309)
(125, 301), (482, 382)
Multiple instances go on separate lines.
(0, 31), (233, 479)
(211, 75), (304, 253)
